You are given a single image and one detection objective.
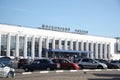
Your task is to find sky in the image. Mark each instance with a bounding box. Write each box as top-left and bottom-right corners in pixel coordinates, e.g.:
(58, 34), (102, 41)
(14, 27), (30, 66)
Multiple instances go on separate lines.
(0, 0), (120, 38)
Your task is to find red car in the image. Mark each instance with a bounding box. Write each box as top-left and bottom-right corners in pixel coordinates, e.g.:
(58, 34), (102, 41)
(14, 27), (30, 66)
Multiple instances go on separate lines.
(52, 58), (80, 70)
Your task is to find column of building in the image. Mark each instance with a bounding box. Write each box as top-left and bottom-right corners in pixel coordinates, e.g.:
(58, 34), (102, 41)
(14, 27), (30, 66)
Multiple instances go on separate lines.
(108, 43), (111, 60)
(76, 40), (78, 51)
(70, 39), (73, 50)
(15, 34), (19, 58)
(59, 38), (62, 50)
(52, 37), (55, 58)
(24, 35), (27, 59)
(65, 39), (67, 50)
(100, 43), (103, 59)
(38, 36), (42, 58)
(31, 36), (35, 59)
(7, 33), (10, 57)
(90, 42), (94, 59)
(104, 43), (107, 60)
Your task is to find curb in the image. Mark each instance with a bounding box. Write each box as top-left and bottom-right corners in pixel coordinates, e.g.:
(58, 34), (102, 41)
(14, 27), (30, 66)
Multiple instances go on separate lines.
(22, 69), (120, 75)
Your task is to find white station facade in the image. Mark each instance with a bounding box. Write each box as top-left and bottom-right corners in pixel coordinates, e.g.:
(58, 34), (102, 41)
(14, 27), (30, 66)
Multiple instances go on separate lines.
(0, 24), (120, 60)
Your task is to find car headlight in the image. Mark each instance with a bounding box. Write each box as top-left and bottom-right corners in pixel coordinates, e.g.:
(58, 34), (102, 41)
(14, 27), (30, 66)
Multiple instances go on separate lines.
(10, 68), (15, 72)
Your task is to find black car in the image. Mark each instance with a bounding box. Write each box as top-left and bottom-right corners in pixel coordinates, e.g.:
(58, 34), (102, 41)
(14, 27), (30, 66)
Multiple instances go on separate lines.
(23, 58), (57, 72)
(95, 59), (119, 69)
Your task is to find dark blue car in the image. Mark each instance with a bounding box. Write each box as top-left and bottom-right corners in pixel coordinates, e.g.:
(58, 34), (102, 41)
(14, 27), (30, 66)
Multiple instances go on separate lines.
(0, 57), (12, 67)
(23, 58), (57, 72)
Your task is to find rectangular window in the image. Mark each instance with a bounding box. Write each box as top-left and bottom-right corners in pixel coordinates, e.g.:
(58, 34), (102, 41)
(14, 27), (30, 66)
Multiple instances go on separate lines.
(10, 36), (16, 56)
(93, 43), (96, 58)
(102, 44), (105, 58)
(49, 39), (53, 49)
(35, 38), (39, 57)
(67, 41), (70, 50)
(84, 42), (86, 51)
(107, 44), (110, 59)
(98, 44), (100, 59)
(73, 41), (76, 50)
(1, 34), (8, 56)
(78, 42), (81, 50)
(89, 43), (91, 57)
(55, 40), (59, 49)
(19, 36), (24, 56)
(61, 41), (65, 49)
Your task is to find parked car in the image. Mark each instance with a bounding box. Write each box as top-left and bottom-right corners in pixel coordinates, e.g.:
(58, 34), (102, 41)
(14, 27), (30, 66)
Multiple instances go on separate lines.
(23, 58), (57, 72)
(52, 58), (80, 70)
(78, 58), (107, 69)
(18, 59), (33, 68)
(95, 59), (119, 69)
(0, 57), (13, 67)
(0, 63), (15, 78)
(110, 60), (120, 68)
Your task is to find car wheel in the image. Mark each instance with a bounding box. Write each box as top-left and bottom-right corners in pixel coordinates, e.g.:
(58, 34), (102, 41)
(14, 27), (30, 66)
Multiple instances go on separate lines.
(46, 67), (51, 71)
(97, 65), (103, 69)
(7, 71), (14, 78)
(24, 68), (29, 72)
(70, 67), (74, 70)
(79, 65), (83, 69)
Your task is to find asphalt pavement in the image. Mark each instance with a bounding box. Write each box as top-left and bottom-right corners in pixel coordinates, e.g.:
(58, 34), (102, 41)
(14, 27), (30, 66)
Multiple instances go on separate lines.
(1, 69), (120, 80)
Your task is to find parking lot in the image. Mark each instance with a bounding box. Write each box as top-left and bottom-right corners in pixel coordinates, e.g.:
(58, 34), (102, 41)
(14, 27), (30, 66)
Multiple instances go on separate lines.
(0, 69), (120, 80)
(0, 57), (120, 80)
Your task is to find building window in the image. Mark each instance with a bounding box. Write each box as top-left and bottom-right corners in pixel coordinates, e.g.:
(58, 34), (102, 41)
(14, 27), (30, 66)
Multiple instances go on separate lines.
(98, 44), (100, 59)
(61, 40), (65, 49)
(19, 36), (24, 57)
(10, 36), (16, 56)
(49, 39), (53, 49)
(55, 40), (59, 49)
(84, 42), (86, 51)
(35, 38), (39, 57)
(27, 37), (32, 57)
(102, 44), (105, 58)
(67, 41), (70, 50)
(89, 43), (91, 57)
(73, 41), (76, 50)
(42, 38), (47, 57)
(93, 43), (96, 58)
(1, 34), (8, 56)
(78, 42), (81, 50)
(107, 44), (110, 59)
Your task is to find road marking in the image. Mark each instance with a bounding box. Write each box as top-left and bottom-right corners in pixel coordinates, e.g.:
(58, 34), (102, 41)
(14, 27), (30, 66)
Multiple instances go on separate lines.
(82, 69), (91, 71)
(117, 69), (120, 71)
(106, 69), (113, 71)
(56, 70), (64, 73)
(94, 69), (102, 71)
(40, 71), (49, 73)
(70, 70), (78, 72)
(22, 72), (32, 75)
(21, 69), (120, 75)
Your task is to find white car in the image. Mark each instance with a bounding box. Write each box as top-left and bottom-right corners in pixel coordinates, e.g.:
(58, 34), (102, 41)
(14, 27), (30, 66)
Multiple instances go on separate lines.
(0, 63), (15, 78)
(78, 58), (107, 69)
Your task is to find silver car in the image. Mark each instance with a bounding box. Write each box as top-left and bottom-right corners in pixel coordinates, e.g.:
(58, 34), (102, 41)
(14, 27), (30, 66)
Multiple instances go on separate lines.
(0, 63), (15, 78)
(78, 58), (107, 69)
